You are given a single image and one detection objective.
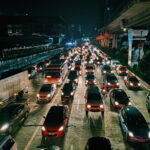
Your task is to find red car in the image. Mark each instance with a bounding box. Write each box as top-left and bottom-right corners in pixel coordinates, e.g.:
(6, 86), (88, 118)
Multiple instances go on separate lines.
(116, 65), (128, 75)
(124, 75), (141, 89)
(42, 105), (69, 137)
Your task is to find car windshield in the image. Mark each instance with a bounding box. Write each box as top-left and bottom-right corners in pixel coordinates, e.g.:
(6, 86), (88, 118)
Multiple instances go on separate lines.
(129, 77), (138, 82)
(40, 86), (51, 92)
(69, 71), (77, 78)
(86, 66), (94, 70)
(107, 76), (118, 83)
(127, 116), (148, 128)
(119, 67), (126, 70)
(46, 72), (60, 78)
(63, 84), (73, 91)
(87, 75), (94, 80)
(103, 65), (111, 70)
(87, 93), (102, 104)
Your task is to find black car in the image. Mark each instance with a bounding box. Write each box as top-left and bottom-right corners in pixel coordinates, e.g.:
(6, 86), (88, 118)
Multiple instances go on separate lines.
(103, 74), (119, 89)
(67, 70), (78, 84)
(27, 66), (37, 79)
(85, 85), (104, 116)
(42, 105), (69, 137)
(36, 62), (45, 71)
(101, 65), (112, 75)
(85, 137), (112, 150)
(0, 104), (30, 134)
(109, 89), (131, 110)
(61, 82), (76, 101)
(146, 92), (150, 113)
(85, 74), (96, 85)
(119, 106), (150, 143)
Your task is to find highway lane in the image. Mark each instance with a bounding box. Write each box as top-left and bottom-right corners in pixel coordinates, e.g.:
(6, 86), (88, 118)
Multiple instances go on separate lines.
(13, 62), (150, 150)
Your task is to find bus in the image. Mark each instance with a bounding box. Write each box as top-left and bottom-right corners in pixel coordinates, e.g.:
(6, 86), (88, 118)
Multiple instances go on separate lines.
(45, 59), (68, 85)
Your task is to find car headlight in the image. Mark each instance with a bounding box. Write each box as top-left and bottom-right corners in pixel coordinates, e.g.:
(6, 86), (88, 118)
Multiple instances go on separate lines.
(37, 94), (40, 97)
(47, 94), (51, 97)
(115, 101), (119, 106)
(87, 105), (91, 108)
(148, 132), (150, 138)
(28, 74), (31, 77)
(58, 126), (64, 131)
(44, 79), (48, 83)
(100, 105), (104, 108)
(103, 71), (106, 73)
(138, 83), (141, 86)
(130, 82), (134, 86)
(108, 82), (111, 86)
(116, 83), (119, 86)
(70, 92), (74, 96)
(128, 102), (132, 106)
(0, 124), (9, 131)
(42, 126), (46, 131)
(129, 131), (134, 137)
(61, 92), (64, 95)
(111, 70), (113, 73)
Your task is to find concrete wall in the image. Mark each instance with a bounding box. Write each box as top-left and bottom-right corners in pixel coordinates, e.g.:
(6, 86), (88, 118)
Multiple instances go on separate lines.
(0, 71), (29, 102)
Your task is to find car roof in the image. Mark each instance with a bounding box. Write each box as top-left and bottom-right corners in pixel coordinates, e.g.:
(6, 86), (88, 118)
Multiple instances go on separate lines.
(87, 85), (99, 92)
(86, 137), (112, 150)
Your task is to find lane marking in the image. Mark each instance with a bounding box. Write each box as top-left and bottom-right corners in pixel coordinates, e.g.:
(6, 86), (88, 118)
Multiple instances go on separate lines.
(70, 144), (74, 150)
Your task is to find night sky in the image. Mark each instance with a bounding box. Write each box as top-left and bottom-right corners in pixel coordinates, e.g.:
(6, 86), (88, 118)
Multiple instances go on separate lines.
(0, 0), (105, 35)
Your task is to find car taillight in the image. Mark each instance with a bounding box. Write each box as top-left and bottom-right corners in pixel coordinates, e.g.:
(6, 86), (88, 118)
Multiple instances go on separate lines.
(42, 126), (46, 131)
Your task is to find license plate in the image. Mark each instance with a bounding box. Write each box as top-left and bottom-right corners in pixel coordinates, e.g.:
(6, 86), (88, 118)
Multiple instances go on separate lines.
(49, 133), (55, 136)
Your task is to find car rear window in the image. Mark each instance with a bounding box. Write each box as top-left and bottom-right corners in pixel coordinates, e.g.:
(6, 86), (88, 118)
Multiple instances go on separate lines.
(87, 93), (102, 104)
(129, 77), (138, 82)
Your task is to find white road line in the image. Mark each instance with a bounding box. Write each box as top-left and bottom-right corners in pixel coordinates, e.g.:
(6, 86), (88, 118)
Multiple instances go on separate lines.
(70, 144), (74, 150)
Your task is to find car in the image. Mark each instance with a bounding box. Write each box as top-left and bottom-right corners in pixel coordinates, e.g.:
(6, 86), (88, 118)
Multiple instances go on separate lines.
(27, 66), (37, 79)
(146, 92), (150, 113)
(116, 65), (128, 75)
(42, 105), (69, 137)
(67, 70), (78, 84)
(124, 75), (141, 89)
(0, 134), (17, 150)
(103, 74), (119, 89)
(61, 82), (76, 101)
(109, 89), (131, 110)
(110, 60), (120, 69)
(101, 65), (112, 75)
(36, 62), (45, 71)
(85, 85), (104, 116)
(75, 67), (82, 76)
(85, 136), (112, 150)
(0, 103), (30, 134)
(119, 106), (150, 143)
(37, 84), (56, 103)
(85, 65), (95, 73)
(85, 74), (96, 85)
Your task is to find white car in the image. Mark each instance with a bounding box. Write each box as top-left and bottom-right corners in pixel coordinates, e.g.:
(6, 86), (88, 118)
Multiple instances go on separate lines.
(110, 60), (120, 69)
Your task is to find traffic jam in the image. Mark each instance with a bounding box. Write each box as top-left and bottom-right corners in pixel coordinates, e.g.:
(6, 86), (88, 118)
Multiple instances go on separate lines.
(1, 45), (150, 150)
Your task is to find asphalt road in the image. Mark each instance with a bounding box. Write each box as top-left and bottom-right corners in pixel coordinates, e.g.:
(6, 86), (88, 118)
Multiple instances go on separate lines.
(14, 64), (150, 150)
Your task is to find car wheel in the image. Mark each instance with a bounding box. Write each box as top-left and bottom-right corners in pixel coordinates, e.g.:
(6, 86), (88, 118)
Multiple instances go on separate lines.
(86, 111), (88, 116)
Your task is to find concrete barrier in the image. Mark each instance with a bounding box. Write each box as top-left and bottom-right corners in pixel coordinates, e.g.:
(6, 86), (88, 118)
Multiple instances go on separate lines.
(0, 71), (29, 106)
